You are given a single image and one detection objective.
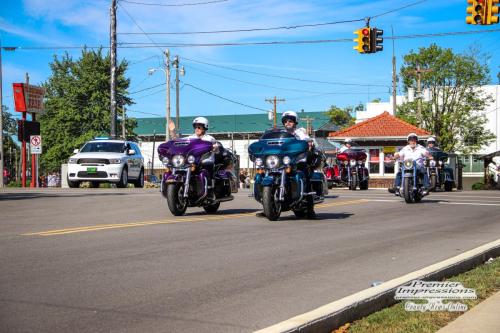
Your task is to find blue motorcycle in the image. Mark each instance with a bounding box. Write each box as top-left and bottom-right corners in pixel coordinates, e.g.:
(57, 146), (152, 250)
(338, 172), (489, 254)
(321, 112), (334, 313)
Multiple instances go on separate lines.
(248, 129), (327, 221)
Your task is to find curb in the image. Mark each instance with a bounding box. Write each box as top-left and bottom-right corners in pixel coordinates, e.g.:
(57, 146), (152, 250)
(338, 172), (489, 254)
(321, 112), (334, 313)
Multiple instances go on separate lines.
(254, 239), (500, 333)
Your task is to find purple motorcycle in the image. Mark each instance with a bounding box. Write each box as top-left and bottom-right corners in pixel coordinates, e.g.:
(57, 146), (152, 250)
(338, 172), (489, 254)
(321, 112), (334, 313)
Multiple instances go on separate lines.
(157, 138), (238, 216)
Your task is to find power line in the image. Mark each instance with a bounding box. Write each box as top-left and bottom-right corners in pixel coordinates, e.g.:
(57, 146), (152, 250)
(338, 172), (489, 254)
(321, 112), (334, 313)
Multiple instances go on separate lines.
(117, 0), (426, 36)
(182, 57), (390, 88)
(372, 0), (427, 19)
(118, 28), (500, 47)
(185, 64), (365, 93)
(129, 82), (165, 94)
(120, 0), (228, 7)
(117, 1), (165, 54)
(126, 109), (164, 116)
(6, 28), (500, 50)
(118, 18), (363, 35)
(186, 64), (391, 94)
(133, 87), (166, 99)
(182, 82), (268, 112)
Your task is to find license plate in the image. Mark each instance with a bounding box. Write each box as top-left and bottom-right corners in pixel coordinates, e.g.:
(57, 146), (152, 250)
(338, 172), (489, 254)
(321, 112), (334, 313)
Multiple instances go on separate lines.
(87, 167), (97, 174)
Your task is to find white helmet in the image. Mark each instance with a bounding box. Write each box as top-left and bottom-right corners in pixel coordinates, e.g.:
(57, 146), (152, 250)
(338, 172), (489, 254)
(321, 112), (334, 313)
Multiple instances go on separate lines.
(344, 138), (353, 144)
(192, 117), (209, 130)
(281, 110), (299, 125)
(407, 132), (418, 141)
(427, 136), (436, 143)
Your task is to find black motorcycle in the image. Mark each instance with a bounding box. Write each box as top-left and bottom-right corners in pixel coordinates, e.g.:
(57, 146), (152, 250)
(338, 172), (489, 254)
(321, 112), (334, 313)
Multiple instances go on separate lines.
(426, 148), (454, 192)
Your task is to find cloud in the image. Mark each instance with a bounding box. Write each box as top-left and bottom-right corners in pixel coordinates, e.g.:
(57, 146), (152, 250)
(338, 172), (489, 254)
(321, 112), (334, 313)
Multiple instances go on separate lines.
(0, 18), (57, 44)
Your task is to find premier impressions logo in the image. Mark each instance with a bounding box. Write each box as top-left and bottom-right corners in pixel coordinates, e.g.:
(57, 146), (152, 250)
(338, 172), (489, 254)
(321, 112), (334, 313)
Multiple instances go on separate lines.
(394, 280), (477, 312)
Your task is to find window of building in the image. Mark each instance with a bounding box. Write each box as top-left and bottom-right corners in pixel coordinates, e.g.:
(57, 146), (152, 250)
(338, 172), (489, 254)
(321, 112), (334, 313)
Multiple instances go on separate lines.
(369, 149), (380, 174)
(471, 155), (483, 172)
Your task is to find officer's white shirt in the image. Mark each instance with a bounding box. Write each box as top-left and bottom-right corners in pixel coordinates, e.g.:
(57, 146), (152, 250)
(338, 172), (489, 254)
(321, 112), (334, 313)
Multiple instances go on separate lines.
(188, 133), (217, 143)
(339, 145), (351, 153)
(398, 144), (428, 166)
(290, 127), (309, 140)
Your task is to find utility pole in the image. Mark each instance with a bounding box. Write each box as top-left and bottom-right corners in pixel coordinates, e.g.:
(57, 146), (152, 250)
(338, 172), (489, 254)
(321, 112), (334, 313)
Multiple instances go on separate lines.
(265, 96), (285, 128)
(302, 116), (315, 136)
(122, 107), (126, 139)
(0, 40), (4, 188)
(391, 26), (397, 115)
(165, 49), (171, 141)
(173, 56), (180, 132)
(110, 0), (117, 138)
(407, 63), (432, 127)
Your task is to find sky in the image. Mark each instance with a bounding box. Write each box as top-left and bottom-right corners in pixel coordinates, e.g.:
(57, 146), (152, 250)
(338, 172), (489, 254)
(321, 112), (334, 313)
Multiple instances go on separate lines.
(1, 0), (500, 124)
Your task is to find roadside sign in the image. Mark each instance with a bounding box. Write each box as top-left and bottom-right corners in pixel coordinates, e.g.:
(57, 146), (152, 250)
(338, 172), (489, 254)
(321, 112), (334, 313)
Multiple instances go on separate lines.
(30, 135), (42, 154)
(13, 83), (45, 113)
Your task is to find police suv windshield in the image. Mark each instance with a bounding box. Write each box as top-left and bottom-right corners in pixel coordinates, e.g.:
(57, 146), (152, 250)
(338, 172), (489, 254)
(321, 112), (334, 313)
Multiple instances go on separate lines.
(80, 142), (126, 153)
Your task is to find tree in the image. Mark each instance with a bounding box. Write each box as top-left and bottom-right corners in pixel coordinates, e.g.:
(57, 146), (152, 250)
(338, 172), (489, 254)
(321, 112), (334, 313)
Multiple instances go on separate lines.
(397, 44), (495, 154)
(40, 48), (135, 171)
(326, 105), (355, 129)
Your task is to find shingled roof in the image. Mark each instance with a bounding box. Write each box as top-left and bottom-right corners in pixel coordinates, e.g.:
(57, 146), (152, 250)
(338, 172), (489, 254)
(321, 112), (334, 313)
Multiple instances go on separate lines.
(329, 111), (430, 139)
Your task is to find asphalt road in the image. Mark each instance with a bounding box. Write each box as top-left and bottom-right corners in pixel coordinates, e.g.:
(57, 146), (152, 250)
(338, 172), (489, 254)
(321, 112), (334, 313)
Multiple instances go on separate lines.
(1, 188), (500, 333)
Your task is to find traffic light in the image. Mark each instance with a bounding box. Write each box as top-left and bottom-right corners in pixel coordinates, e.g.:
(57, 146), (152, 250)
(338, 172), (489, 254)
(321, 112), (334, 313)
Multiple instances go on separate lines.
(486, 0), (499, 24)
(370, 28), (383, 53)
(353, 27), (371, 54)
(466, 0), (486, 24)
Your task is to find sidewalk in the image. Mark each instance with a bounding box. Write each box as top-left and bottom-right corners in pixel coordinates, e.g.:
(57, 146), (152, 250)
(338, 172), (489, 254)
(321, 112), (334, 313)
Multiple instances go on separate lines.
(436, 291), (500, 333)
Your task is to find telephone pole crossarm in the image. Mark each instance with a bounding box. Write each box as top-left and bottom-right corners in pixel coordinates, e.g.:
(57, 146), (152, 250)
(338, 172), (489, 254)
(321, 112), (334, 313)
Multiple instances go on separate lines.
(265, 96), (285, 128)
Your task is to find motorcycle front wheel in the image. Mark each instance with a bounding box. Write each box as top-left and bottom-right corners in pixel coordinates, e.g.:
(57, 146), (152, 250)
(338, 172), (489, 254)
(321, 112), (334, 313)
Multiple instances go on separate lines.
(262, 186), (282, 221)
(403, 177), (414, 203)
(167, 183), (188, 216)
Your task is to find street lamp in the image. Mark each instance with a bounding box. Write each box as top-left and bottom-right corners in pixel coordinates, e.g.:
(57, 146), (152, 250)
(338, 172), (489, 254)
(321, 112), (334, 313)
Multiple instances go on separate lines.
(148, 49), (171, 141)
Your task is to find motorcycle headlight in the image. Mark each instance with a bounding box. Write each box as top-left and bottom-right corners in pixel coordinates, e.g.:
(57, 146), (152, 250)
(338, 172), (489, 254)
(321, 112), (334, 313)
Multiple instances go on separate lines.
(357, 160), (363, 165)
(187, 155), (196, 164)
(109, 158), (122, 164)
(404, 159), (413, 168)
(350, 159), (356, 167)
(68, 158), (78, 164)
(430, 160), (436, 167)
(172, 155), (185, 167)
(283, 156), (291, 165)
(162, 157), (170, 166)
(255, 158), (263, 167)
(266, 155), (280, 168)
(438, 160), (443, 166)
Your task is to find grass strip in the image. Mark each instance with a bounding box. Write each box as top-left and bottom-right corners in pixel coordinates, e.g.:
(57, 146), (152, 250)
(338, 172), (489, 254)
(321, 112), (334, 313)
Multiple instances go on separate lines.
(341, 258), (500, 333)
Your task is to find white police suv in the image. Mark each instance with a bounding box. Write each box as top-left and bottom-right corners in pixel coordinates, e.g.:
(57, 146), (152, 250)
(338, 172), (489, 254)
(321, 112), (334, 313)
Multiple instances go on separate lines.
(67, 138), (144, 188)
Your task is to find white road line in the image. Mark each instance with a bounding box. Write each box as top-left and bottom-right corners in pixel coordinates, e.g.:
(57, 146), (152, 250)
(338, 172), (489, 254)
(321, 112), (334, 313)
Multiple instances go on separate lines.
(438, 202), (500, 206)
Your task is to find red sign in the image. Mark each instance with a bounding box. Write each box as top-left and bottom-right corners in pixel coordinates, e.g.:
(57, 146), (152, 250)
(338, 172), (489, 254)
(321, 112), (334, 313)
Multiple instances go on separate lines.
(12, 83), (45, 113)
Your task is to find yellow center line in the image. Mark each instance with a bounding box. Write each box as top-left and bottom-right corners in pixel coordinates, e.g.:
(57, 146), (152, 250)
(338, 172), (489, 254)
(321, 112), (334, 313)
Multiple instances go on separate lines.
(21, 199), (368, 237)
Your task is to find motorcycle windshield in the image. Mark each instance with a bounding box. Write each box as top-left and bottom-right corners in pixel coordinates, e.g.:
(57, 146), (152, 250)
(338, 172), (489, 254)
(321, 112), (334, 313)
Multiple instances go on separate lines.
(428, 147), (448, 161)
(249, 129), (308, 158)
(337, 148), (367, 161)
(158, 138), (213, 157)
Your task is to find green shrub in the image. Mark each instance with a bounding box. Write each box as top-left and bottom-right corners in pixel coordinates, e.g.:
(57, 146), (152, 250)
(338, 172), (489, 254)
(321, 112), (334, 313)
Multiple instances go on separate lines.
(471, 182), (484, 190)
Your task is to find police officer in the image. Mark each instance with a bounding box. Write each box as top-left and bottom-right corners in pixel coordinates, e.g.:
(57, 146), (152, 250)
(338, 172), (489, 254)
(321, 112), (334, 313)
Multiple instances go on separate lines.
(188, 117), (216, 143)
(339, 138), (354, 153)
(392, 133), (433, 194)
